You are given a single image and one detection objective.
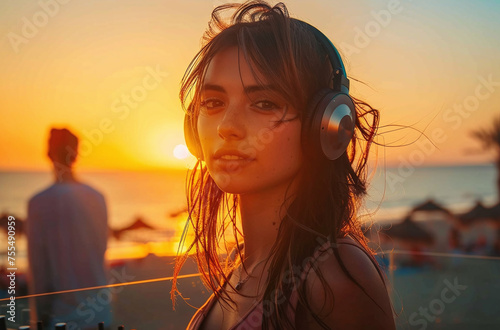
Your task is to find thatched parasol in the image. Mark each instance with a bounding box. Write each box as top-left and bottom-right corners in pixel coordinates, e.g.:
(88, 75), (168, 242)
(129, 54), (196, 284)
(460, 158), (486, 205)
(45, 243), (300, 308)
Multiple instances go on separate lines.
(0, 213), (25, 236)
(410, 199), (451, 215)
(458, 201), (491, 225)
(486, 202), (500, 220)
(112, 217), (157, 240)
(383, 215), (434, 244)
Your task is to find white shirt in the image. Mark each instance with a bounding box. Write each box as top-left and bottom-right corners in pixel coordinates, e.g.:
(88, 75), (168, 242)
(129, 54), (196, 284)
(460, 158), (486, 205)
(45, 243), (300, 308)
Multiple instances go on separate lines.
(27, 181), (110, 328)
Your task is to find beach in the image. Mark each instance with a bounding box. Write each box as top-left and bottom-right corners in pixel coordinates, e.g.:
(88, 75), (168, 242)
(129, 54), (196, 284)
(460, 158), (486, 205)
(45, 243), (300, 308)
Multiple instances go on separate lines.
(1, 164), (499, 329)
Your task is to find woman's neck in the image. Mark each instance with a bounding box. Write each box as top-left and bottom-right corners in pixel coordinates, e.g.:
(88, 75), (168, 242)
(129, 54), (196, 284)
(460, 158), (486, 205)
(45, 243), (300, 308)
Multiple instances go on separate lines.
(238, 184), (296, 266)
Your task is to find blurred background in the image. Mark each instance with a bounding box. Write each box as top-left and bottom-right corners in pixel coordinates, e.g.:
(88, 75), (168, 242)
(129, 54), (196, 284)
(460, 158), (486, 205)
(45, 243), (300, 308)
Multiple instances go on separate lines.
(1, 0), (500, 329)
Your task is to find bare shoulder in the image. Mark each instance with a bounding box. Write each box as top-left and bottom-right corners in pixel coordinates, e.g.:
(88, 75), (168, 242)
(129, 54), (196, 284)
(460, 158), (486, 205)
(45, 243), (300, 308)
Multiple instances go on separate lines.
(296, 237), (395, 330)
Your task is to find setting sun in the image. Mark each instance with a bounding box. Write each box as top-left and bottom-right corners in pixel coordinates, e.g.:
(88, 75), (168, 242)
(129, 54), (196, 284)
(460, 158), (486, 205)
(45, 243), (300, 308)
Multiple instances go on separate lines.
(173, 144), (190, 159)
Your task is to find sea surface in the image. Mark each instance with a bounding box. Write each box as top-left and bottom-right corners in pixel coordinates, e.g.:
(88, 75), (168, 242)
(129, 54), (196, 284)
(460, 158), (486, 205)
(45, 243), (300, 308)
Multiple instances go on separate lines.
(366, 163), (497, 221)
(0, 164), (496, 229)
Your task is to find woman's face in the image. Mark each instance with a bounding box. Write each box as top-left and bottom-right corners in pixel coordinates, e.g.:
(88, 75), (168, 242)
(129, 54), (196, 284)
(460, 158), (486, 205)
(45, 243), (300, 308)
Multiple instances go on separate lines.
(197, 46), (303, 195)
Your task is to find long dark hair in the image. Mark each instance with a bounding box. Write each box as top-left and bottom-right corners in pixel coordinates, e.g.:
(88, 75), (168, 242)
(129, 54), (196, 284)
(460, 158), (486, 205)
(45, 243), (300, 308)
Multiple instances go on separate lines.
(172, 1), (385, 328)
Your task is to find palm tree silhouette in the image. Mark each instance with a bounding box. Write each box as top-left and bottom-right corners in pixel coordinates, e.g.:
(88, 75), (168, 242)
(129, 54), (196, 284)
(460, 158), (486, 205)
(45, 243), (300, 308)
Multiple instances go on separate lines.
(472, 115), (500, 200)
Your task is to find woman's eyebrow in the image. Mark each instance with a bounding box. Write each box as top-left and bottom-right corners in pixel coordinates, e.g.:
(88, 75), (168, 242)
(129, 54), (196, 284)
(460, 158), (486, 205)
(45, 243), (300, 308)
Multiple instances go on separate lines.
(201, 83), (225, 93)
(244, 84), (279, 94)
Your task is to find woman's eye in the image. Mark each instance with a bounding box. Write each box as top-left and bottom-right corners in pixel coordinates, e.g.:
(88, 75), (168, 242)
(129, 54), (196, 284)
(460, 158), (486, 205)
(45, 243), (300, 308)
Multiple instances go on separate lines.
(253, 100), (281, 111)
(200, 99), (224, 110)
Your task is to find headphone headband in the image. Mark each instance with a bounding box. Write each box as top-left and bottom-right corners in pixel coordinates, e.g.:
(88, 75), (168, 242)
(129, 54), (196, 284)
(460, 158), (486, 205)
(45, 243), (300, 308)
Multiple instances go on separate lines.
(292, 19), (350, 94)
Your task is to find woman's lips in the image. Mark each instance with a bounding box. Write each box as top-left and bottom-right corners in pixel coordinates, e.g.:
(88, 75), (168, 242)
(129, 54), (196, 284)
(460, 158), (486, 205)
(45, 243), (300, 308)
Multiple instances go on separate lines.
(214, 157), (254, 172)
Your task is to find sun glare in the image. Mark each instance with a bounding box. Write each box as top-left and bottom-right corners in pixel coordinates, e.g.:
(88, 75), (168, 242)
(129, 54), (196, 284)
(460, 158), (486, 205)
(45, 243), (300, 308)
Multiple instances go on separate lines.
(173, 144), (190, 159)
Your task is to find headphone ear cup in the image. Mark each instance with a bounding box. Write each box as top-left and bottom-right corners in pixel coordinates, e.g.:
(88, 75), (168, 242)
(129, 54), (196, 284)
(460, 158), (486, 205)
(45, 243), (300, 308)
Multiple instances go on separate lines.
(303, 88), (331, 150)
(305, 88), (356, 160)
(184, 114), (204, 160)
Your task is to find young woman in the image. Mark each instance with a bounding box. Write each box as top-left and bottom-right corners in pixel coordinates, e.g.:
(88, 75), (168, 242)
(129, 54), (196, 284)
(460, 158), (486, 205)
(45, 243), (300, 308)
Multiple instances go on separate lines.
(172, 1), (396, 329)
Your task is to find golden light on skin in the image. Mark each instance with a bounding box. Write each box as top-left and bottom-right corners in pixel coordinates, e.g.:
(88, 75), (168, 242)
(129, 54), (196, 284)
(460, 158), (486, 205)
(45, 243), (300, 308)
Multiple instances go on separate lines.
(173, 144), (190, 159)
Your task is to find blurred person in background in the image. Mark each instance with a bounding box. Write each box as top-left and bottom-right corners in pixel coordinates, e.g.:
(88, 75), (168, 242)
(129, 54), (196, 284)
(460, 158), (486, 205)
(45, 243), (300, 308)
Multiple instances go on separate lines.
(27, 127), (111, 329)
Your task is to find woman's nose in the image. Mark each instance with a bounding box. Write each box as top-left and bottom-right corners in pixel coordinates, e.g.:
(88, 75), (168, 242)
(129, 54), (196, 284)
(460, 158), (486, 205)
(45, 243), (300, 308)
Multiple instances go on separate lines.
(217, 104), (245, 140)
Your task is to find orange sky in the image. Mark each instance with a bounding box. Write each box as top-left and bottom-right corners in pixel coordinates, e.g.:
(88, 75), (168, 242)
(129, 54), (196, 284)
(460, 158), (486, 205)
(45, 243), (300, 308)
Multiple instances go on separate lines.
(1, 0), (499, 172)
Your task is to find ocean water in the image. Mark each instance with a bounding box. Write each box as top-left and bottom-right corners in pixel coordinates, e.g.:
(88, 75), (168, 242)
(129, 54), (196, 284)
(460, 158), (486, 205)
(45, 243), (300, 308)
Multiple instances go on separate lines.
(366, 163), (497, 221)
(0, 164), (496, 229)
(0, 169), (188, 230)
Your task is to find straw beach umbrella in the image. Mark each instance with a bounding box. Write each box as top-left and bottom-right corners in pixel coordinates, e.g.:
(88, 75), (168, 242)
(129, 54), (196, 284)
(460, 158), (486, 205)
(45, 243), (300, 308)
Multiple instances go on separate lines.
(112, 216), (157, 240)
(382, 215), (435, 267)
(458, 201), (491, 226)
(486, 203), (500, 219)
(119, 217), (156, 231)
(0, 213), (25, 236)
(409, 199), (455, 227)
(410, 199), (450, 214)
(383, 215), (434, 244)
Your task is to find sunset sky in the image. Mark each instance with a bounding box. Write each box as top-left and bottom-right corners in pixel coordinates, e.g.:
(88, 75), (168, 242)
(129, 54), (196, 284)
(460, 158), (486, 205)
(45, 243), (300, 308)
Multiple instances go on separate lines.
(1, 0), (499, 171)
